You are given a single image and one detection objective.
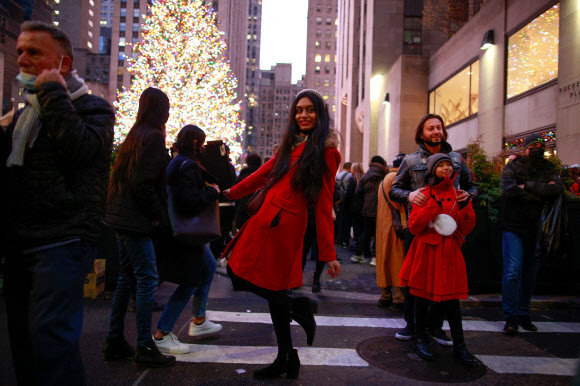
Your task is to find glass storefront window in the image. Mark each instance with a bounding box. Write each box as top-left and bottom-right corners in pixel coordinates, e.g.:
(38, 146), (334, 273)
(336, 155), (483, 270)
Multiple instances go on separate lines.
(429, 60), (479, 126)
(506, 4), (559, 99)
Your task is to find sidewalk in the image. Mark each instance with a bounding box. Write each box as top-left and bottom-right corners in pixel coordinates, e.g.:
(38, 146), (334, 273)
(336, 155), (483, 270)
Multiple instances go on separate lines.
(216, 244), (580, 310)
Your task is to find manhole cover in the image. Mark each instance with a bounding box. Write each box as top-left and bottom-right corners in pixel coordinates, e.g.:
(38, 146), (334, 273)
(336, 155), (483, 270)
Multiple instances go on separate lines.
(357, 336), (486, 383)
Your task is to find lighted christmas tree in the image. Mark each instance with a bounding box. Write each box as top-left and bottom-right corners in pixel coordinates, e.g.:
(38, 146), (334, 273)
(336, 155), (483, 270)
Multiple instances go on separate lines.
(114, 0), (245, 163)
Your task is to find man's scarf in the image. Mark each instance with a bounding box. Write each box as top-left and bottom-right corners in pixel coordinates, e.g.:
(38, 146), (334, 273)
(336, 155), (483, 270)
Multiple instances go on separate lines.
(6, 70), (89, 167)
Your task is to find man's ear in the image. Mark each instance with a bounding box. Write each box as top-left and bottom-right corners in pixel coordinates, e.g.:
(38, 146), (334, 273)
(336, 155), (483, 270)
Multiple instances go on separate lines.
(60, 56), (73, 76)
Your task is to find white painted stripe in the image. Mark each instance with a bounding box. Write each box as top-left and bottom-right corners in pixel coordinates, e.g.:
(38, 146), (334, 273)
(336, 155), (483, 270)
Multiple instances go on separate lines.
(206, 311), (580, 334)
(176, 344), (368, 367)
(476, 355), (579, 376)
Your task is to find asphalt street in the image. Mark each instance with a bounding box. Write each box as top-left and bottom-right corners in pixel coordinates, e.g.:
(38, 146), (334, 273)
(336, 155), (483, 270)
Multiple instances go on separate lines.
(1, 245), (579, 385)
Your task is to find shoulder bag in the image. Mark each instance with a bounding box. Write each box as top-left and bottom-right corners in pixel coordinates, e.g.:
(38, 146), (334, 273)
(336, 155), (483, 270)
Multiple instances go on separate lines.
(167, 160), (221, 245)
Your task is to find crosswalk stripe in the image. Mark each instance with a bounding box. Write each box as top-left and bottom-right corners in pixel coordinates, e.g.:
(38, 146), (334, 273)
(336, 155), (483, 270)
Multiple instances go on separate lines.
(175, 345), (368, 367)
(173, 344), (579, 376)
(206, 311), (580, 333)
(476, 355), (579, 376)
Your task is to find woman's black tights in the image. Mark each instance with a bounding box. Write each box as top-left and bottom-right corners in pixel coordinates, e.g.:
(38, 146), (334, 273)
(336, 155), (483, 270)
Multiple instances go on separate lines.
(415, 297), (465, 346)
(243, 284), (293, 354)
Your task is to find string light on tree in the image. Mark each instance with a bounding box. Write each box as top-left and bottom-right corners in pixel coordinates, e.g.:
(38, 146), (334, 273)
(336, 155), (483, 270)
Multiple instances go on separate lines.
(114, 0), (245, 164)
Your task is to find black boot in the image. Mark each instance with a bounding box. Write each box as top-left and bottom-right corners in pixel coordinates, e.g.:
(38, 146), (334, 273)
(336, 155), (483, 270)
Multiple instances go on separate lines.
(133, 340), (176, 369)
(290, 297), (318, 346)
(454, 343), (476, 367)
(312, 278), (321, 293)
(102, 335), (135, 361)
(414, 335), (434, 361)
(254, 349), (300, 379)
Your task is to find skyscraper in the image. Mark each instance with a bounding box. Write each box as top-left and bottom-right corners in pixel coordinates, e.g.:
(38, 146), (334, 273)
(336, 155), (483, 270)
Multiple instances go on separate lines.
(305, 0), (338, 118)
(244, 0), (262, 153)
(256, 63), (303, 160)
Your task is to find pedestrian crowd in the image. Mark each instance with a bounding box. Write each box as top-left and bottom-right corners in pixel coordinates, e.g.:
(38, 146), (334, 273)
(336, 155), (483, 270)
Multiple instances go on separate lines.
(0, 22), (571, 384)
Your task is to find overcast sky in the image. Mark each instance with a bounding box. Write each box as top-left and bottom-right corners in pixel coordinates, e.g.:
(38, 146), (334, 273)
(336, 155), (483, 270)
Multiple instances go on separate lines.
(259, 0), (308, 83)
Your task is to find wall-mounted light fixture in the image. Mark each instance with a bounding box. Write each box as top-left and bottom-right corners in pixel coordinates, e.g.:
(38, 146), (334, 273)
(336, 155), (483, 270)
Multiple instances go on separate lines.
(384, 93), (390, 103)
(481, 30), (495, 50)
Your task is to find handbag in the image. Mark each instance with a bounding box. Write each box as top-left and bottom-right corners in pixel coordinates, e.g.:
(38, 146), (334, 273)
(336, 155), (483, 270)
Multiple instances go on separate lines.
(167, 160), (221, 245)
(246, 160), (298, 217)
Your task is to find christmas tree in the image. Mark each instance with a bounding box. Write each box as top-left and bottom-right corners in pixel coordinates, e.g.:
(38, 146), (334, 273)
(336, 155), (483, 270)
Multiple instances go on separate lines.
(114, 0), (245, 163)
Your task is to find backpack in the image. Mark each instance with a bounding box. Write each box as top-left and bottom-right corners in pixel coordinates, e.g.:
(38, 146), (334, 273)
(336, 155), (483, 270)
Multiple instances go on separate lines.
(334, 172), (349, 204)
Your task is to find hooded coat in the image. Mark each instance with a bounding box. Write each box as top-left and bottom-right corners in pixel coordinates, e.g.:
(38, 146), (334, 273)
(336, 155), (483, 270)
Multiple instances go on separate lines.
(222, 131), (341, 291)
(399, 176), (476, 302)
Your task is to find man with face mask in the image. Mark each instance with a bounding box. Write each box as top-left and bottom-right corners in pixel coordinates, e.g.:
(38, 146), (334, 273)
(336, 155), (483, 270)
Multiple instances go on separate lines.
(0, 22), (114, 384)
(500, 134), (563, 335)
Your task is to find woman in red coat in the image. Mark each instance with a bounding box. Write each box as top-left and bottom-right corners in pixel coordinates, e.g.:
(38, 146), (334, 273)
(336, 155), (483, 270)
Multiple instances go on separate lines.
(399, 153), (477, 366)
(222, 89), (341, 379)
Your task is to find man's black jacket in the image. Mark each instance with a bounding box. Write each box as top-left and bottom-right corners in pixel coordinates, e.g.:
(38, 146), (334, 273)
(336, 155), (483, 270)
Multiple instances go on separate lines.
(501, 155), (563, 238)
(0, 82), (114, 250)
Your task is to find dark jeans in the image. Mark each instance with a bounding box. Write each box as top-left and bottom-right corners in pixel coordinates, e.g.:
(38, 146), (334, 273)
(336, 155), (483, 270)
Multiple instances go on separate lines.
(4, 241), (96, 386)
(356, 216), (376, 256)
(337, 210), (352, 245)
(401, 229), (444, 332)
(415, 297), (465, 346)
(352, 214), (363, 245)
(502, 232), (539, 318)
(108, 231), (159, 345)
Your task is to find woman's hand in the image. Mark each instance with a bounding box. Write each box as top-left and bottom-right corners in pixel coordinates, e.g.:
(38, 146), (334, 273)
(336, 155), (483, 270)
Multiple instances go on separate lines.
(206, 182), (220, 194)
(326, 260), (341, 278)
(222, 188), (231, 199)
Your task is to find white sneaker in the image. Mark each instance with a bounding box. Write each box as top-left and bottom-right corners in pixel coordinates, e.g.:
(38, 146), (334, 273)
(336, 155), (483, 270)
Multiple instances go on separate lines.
(370, 257), (376, 266)
(153, 332), (190, 354)
(350, 255), (366, 263)
(188, 320), (223, 337)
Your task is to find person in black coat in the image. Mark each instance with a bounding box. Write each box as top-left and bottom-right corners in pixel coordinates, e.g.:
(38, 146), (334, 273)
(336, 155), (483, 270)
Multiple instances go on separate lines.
(102, 87), (176, 369)
(1, 22), (114, 385)
(152, 125), (224, 354)
(233, 153), (262, 230)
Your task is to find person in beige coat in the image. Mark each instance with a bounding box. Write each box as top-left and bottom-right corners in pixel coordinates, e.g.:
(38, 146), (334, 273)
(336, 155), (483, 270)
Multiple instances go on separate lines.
(375, 154), (407, 312)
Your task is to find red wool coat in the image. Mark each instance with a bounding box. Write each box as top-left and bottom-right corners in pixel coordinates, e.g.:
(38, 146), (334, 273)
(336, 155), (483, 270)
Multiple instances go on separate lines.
(398, 178), (476, 302)
(223, 137), (341, 291)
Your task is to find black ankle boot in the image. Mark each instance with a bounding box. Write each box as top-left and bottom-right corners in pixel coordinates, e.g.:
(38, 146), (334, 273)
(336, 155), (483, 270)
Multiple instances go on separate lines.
(454, 343), (476, 367)
(102, 335), (135, 361)
(290, 297), (317, 346)
(254, 349), (300, 379)
(133, 341), (176, 369)
(414, 335), (434, 361)
(312, 278), (321, 293)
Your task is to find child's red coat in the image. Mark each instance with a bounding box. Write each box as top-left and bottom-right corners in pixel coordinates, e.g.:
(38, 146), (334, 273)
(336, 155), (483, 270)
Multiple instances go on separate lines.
(399, 177), (476, 301)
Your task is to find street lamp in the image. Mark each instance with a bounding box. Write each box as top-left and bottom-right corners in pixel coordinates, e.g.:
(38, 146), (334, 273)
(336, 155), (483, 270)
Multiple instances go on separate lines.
(481, 30), (495, 50)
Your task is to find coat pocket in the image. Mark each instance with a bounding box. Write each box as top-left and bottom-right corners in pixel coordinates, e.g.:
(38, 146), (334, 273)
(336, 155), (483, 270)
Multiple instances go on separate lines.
(271, 193), (299, 214)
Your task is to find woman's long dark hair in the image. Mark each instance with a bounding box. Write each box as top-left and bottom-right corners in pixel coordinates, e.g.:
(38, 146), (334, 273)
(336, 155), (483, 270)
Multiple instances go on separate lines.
(173, 125), (206, 164)
(268, 90), (331, 204)
(109, 87), (170, 195)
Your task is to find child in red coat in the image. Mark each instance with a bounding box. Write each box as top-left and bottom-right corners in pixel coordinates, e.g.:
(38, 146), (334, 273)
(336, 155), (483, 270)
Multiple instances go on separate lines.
(399, 153), (477, 366)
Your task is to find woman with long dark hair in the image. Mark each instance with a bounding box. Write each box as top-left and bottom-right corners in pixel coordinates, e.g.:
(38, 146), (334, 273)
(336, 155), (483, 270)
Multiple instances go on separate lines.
(102, 87), (175, 369)
(153, 125), (223, 354)
(222, 89), (341, 379)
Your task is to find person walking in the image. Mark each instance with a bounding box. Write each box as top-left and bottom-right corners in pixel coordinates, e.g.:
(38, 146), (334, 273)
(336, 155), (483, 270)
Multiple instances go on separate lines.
(351, 156), (388, 263)
(500, 134), (563, 334)
(399, 153), (477, 366)
(375, 153), (407, 311)
(1, 21), (114, 385)
(222, 89), (341, 379)
(153, 125), (223, 354)
(389, 113), (478, 345)
(334, 162), (352, 245)
(101, 87), (175, 368)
